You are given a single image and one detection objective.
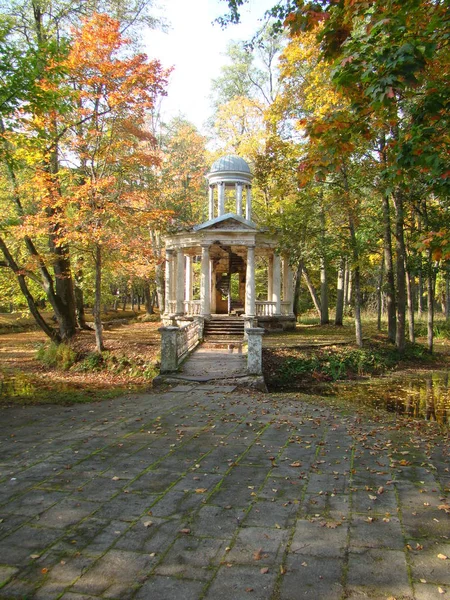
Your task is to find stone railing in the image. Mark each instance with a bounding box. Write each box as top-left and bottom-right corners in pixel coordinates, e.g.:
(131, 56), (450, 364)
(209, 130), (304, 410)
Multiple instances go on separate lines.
(159, 317), (203, 373)
(256, 301), (292, 316)
(183, 300), (201, 316)
(176, 319), (202, 361)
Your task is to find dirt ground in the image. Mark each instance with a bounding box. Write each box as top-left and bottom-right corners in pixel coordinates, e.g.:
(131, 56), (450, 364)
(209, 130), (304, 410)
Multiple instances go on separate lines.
(0, 320), (162, 402)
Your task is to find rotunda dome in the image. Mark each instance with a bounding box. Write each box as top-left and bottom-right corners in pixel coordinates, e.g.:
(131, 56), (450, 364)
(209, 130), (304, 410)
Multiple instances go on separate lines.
(210, 155), (251, 174)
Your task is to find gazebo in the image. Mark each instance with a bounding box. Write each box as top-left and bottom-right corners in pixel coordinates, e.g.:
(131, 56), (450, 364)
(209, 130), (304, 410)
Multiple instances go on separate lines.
(162, 154), (295, 331)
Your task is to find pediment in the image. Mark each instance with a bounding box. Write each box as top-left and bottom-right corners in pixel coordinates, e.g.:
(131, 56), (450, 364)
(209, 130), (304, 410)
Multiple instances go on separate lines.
(194, 213), (257, 232)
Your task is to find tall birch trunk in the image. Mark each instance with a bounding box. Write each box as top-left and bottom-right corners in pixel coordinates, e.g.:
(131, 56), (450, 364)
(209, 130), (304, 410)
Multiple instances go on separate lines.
(93, 244), (104, 353)
(320, 256), (329, 325)
(393, 189), (406, 352)
(301, 261), (321, 317)
(293, 261), (303, 318)
(382, 193), (396, 343)
(377, 257), (384, 332)
(405, 258), (415, 343)
(335, 257), (345, 326)
(427, 249), (434, 354)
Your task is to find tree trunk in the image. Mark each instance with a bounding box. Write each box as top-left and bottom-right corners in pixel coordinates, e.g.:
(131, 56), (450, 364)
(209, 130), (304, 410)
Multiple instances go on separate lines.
(344, 259), (350, 306)
(427, 248), (434, 354)
(335, 257), (345, 326)
(301, 261), (321, 317)
(0, 236), (60, 342)
(418, 267), (425, 318)
(382, 193), (396, 343)
(377, 257), (384, 332)
(405, 261), (415, 344)
(150, 230), (165, 313)
(320, 256), (329, 325)
(144, 282), (155, 315)
(293, 261), (303, 319)
(74, 283), (91, 330)
(1, 118), (77, 340)
(349, 216), (363, 347)
(393, 189), (406, 352)
(93, 244), (104, 353)
(446, 270), (450, 319)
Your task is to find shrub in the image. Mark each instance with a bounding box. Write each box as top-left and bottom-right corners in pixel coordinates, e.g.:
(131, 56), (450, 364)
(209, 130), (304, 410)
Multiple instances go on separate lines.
(36, 342), (77, 371)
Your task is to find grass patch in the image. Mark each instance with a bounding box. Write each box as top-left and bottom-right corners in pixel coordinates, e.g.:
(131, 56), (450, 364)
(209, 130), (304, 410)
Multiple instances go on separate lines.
(36, 341), (77, 371)
(263, 326), (437, 391)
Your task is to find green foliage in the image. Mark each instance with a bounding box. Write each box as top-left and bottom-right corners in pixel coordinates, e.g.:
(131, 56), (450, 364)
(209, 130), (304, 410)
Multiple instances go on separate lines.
(36, 342), (77, 371)
(74, 350), (157, 380)
(415, 319), (450, 341)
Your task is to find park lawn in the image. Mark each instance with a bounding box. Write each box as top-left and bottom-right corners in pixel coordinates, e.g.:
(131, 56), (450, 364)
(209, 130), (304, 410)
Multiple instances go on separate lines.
(0, 318), (161, 405)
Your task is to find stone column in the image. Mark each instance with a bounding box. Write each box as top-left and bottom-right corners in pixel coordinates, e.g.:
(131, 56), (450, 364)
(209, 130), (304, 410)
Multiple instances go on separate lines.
(247, 327), (265, 375)
(208, 185), (214, 220)
(176, 249), (185, 315)
(210, 259), (217, 314)
(245, 245), (256, 317)
(159, 326), (179, 372)
(200, 244), (211, 317)
(164, 248), (175, 314)
(283, 257), (294, 314)
(185, 255), (193, 302)
(273, 253), (281, 315)
(218, 182), (225, 216)
(245, 186), (252, 221)
(267, 255), (273, 301)
(236, 183), (243, 216)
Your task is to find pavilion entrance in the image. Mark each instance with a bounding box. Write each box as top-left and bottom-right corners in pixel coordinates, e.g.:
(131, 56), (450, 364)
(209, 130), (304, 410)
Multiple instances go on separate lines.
(162, 154), (296, 332)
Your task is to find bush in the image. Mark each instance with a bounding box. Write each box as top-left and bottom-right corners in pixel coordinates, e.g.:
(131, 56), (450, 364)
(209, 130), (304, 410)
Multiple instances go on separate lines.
(36, 342), (77, 371)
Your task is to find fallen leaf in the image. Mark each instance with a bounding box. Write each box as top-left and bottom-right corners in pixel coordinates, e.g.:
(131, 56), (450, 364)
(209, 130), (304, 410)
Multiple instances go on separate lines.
(438, 504), (450, 514)
(280, 565), (287, 575)
(420, 578), (427, 583)
(41, 568), (48, 574)
(143, 521), (153, 528)
(253, 548), (263, 561)
(438, 587), (445, 594)
(30, 554), (40, 559)
(195, 488), (207, 494)
(301, 561), (308, 567)
(179, 528), (191, 535)
(290, 461), (302, 467)
(437, 554), (448, 560)
(112, 476), (120, 481)
(245, 587), (254, 592)
(260, 567), (269, 574)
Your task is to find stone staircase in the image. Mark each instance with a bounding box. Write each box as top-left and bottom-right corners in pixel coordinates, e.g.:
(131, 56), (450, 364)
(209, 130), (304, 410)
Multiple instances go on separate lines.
(203, 316), (245, 342)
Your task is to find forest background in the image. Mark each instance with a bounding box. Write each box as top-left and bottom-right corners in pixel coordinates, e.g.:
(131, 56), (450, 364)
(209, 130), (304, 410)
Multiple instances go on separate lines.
(0, 0), (449, 361)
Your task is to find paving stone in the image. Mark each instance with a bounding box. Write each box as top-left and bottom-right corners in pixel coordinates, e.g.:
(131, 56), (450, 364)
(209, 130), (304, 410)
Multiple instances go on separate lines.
(171, 385), (196, 392)
(203, 565), (277, 600)
(279, 555), (345, 599)
(190, 504), (244, 538)
(408, 542), (450, 585)
(244, 499), (298, 528)
(0, 578), (37, 599)
(414, 582), (450, 600)
(0, 565), (18, 585)
(349, 515), (404, 549)
(134, 575), (205, 600)
(0, 386), (447, 600)
(155, 535), (227, 580)
(347, 548), (413, 598)
(69, 549), (152, 596)
(226, 526), (289, 565)
(37, 498), (99, 529)
(291, 519), (348, 558)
